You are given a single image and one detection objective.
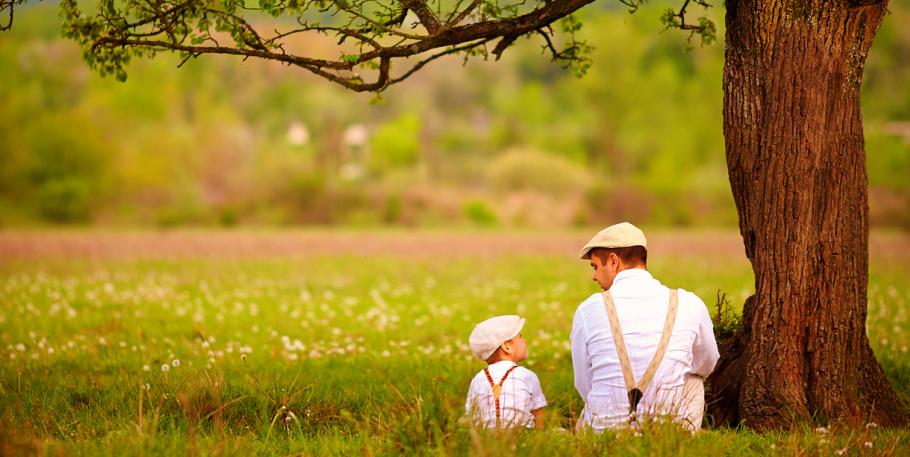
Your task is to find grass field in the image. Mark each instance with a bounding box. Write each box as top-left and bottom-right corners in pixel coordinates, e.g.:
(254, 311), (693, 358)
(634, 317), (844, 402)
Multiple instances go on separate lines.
(1, 230), (908, 456)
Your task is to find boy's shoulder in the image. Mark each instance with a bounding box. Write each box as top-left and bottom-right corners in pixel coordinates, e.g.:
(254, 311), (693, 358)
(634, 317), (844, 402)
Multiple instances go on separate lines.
(512, 365), (541, 384)
(471, 364), (538, 380)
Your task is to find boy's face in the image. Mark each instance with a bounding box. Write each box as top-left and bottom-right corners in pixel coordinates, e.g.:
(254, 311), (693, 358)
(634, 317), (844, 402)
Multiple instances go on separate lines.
(504, 333), (528, 362)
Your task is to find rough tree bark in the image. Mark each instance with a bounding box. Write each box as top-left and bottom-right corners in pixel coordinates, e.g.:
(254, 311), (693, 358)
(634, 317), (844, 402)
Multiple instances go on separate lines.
(707, 0), (909, 430)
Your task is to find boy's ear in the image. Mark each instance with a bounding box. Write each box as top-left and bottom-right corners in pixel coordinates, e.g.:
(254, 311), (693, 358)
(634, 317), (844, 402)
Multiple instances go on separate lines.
(500, 340), (513, 354)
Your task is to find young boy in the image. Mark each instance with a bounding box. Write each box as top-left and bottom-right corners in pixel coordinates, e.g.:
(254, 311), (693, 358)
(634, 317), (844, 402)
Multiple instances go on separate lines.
(465, 315), (547, 429)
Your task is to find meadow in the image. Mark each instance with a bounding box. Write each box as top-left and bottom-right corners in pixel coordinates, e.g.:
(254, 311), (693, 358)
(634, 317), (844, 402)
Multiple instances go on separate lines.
(1, 230), (909, 456)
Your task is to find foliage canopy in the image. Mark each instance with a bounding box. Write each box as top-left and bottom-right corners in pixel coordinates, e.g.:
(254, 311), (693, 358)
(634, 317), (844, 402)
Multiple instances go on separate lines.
(2, 0), (715, 90)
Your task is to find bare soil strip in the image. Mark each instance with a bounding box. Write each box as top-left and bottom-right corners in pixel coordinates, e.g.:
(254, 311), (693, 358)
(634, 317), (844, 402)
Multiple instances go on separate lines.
(0, 229), (907, 262)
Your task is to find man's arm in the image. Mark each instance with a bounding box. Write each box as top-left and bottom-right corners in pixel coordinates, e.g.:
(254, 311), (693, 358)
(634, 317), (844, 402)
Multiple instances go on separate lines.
(571, 307), (592, 401)
(690, 299), (720, 377)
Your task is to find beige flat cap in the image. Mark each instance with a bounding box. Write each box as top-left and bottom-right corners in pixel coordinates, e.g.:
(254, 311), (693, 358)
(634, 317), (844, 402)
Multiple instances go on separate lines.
(579, 222), (647, 259)
(469, 315), (525, 361)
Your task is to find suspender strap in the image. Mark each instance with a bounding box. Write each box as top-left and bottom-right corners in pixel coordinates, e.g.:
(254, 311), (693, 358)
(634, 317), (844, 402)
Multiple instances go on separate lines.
(602, 289), (679, 417)
(483, 365), (519, 427)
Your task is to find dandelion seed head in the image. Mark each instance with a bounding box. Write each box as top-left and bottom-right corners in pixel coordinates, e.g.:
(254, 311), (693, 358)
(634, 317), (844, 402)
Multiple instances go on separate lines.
(172, 359), (180, 367)
(161, 364), (170, 372)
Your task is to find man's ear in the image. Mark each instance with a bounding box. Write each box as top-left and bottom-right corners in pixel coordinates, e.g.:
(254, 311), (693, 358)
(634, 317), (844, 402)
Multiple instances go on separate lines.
(609, 252), (622, 269)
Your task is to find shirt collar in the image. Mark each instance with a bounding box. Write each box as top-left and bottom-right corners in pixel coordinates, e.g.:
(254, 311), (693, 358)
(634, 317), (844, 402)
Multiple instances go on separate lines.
(611, 268), (652, 286)
(488, 360), (517, 369)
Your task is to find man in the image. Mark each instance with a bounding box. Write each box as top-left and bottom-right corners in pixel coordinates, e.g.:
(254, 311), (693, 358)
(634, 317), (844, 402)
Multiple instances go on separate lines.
(571, 222), (719, 431)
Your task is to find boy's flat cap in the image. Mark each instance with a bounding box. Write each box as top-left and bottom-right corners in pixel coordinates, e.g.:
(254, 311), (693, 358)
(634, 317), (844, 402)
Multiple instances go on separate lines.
(469, 315), (525, 362)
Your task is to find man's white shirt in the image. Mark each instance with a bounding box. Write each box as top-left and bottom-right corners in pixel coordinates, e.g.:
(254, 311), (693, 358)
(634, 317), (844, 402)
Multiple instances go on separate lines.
(465, 360), (547, 429)
(571, 268), (719, 429)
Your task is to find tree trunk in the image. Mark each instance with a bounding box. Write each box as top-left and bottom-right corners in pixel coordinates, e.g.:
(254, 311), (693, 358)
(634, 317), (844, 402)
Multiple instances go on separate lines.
(707, 0), (908, 430)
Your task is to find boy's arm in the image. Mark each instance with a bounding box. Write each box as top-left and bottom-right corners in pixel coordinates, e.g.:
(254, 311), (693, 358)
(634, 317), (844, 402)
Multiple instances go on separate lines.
(531, 407), (545, 429)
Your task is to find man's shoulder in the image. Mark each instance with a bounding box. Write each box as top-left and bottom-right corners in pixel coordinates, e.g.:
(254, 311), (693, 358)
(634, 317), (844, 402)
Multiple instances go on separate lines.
(670, 287), (711, 319)
(575, 292), (603, 311)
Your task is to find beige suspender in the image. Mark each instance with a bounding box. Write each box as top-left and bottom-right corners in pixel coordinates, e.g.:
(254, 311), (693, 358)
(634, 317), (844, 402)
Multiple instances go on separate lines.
(602, 288), (679, 422)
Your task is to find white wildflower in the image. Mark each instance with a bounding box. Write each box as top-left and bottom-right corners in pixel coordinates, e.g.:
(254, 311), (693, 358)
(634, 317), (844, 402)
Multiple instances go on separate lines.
(161, 364), (170, 372)
(171, 359), (180, 367)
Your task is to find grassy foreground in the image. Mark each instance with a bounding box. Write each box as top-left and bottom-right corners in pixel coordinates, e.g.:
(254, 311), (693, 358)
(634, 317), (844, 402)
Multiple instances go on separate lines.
(1, 233), (909, 455)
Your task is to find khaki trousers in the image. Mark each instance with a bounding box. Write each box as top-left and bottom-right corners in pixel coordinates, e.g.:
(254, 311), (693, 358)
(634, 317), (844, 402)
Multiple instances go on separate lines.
(576, 374), (706, 433)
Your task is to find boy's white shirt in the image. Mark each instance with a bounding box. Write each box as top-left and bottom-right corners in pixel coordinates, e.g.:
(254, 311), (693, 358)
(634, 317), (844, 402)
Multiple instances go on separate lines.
(465, 360), (547, 429)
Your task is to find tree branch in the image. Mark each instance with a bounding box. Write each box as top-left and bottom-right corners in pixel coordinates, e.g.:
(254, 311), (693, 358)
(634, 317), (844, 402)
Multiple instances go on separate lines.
(49, 0), (607, 91)
(400, 0), (441, 34)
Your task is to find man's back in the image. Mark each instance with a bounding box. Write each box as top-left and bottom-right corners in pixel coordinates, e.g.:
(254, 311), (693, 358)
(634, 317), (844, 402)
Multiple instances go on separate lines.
(571, 268), (719, 429)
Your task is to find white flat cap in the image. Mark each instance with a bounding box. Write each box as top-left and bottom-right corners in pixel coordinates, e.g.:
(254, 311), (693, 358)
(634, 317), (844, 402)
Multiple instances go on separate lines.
(579, 222), (647, 259)
(469, 315), (525, 361)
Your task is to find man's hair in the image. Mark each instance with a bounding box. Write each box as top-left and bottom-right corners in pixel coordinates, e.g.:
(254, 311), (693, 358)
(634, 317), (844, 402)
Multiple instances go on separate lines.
(590, 246), (648, 266)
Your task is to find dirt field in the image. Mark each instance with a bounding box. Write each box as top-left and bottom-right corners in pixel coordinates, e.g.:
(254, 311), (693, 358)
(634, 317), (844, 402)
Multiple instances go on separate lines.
(1, 229), (907, 263)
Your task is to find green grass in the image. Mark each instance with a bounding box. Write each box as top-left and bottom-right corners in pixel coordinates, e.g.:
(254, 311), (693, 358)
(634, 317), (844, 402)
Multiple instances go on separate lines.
(1, 250), (909, 455)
